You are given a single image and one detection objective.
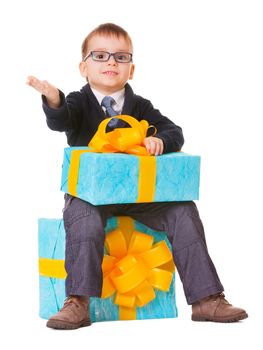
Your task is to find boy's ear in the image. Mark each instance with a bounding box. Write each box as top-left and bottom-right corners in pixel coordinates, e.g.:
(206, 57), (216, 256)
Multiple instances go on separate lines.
(79, 61), (88, 77)
(129, 64), (135, 80)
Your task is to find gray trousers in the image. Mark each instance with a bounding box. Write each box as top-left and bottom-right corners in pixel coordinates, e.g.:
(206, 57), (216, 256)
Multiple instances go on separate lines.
(63, 195), (224, 305)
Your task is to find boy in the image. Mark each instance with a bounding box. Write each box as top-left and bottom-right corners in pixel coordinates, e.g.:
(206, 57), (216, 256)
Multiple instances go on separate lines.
(28, 23), (248, 330)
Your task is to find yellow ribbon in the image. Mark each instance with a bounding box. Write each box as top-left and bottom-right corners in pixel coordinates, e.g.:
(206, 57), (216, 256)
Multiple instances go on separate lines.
(39, 257), (66, 279)
(67, 115), (157, 202)
(101, 217), (175, 320)
(68, 149), (93, 196)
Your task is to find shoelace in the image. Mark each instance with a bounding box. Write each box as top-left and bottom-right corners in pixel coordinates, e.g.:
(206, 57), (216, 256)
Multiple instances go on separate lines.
(61, 297), (81, 310)
(211, 293), (232, 306)
(218, 292), (226, 298)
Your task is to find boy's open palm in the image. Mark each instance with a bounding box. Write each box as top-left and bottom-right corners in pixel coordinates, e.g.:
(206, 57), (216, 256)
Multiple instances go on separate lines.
(27, 76), (60, 108)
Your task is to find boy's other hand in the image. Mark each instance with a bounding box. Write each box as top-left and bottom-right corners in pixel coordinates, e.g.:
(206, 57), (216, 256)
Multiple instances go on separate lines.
(27, 76), (60, 108)
(143, 136), (164, 156)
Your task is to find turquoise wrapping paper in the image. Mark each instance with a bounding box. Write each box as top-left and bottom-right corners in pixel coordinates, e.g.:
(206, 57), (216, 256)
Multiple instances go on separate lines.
(38, 218), (178, 322)
(60, 147), (201, 205)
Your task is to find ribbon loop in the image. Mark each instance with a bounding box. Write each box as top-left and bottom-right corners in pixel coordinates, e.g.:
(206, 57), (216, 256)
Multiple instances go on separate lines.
(139, 241), (173, 269)
(105, 228), (127, 258)
(128, 231), (154, 254)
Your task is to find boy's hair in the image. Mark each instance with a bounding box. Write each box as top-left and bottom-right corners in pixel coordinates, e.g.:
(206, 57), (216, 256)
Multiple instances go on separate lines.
(81, 23), (133, 60)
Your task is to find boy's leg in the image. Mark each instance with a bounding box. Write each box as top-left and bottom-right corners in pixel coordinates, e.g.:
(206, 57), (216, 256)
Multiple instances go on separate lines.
(123, 201), (224, 304)
(124, 201), (247, 322)
(47, 195), (114, 329)
(62, 195), (119, 297)
(63, 195), (108, 297)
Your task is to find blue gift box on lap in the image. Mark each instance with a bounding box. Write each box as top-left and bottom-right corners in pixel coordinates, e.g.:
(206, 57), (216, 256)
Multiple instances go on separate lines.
(61, 147), (201, 205)
(38, 217), (178, 322)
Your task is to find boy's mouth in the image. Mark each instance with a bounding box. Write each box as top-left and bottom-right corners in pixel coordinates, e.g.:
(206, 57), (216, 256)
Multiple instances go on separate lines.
(102, 71), (118, 76)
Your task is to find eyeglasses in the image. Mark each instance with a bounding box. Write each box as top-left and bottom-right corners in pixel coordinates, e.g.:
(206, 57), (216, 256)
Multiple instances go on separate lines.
(83, 51), (133, 63)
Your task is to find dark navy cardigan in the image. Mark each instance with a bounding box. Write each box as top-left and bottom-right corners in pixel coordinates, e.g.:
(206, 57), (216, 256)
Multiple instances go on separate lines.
(42, 83), (184, 153)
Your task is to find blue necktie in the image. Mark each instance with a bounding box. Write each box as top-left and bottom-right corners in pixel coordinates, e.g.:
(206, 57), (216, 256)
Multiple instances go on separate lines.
(101, 96), (128, 130)
(101, 96), (118, 117)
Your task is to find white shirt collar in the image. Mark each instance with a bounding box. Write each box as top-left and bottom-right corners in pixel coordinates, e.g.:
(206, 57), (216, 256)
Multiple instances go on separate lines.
(91, 87), (125, 114)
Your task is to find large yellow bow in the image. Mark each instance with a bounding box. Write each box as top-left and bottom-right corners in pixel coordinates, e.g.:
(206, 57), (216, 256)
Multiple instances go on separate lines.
(101, 218), (175, 320)
(89, 115), (156, 156)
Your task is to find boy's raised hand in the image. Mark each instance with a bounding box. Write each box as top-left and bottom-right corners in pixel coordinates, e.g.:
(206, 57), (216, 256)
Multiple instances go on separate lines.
(27, 76), (60, 108)
(143, 136), (164, 156)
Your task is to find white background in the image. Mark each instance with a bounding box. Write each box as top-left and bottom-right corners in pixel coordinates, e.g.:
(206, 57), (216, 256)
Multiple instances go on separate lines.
(1, 0), (262, 348)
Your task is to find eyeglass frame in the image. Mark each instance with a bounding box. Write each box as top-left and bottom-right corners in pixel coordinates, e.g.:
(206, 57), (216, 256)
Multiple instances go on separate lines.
(83, 51), (133, 63)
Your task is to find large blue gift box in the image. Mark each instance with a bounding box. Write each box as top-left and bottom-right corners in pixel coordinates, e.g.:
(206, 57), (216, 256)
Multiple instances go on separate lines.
(38, 217), (178, 322)
(60, 147), (201, 205)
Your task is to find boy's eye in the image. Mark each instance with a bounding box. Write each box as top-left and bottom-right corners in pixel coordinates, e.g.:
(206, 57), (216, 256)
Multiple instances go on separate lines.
(93, 52), (108, 60)
(116, 54), (126, 61)
(115, 53), (130, 61)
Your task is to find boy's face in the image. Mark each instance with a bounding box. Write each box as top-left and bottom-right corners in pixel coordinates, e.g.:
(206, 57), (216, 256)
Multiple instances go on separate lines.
(80, 34), (135, 95)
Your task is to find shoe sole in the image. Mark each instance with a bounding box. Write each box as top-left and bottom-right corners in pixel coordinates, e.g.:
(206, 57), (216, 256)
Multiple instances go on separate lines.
(46, 318), (91, 330)
(192, 312), (248, 323)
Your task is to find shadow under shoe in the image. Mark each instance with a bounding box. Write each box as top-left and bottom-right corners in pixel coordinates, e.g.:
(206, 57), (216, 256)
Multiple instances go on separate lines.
(191, 293), (248, 323)
(46, 295), (91, 330)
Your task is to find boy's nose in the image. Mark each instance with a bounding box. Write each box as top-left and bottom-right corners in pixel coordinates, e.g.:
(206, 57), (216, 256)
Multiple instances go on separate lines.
(107, 55), (117, 65)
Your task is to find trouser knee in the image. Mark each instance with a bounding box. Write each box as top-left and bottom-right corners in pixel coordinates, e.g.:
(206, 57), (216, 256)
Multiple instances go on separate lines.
(165, 201), (206, 250)
(63, 196), (105, 244)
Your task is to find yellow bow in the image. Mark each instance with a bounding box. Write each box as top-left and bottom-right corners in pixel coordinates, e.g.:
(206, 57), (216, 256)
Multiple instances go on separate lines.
(89, 115), (156, 156)
(101, 218), (175, 320)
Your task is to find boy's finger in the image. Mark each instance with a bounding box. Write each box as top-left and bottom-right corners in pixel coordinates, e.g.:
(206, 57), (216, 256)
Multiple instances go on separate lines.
(156, 141), (163, 155)
(27, 76), (40, 86)
(27, 76), (42, 90)
(152, 139), (163, 156)
(150, 140), (157, 155)
(27, 76), (35, 86)
(27, 75), (35, 82)
(143, 138), (151, 153)
(159, 140), (164, 155)
(155, 142), (161, 156)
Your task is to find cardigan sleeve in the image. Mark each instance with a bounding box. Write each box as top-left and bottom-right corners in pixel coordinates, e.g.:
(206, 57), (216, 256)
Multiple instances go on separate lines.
(138, 97), (184, 153)
(42, 90), (83, 133)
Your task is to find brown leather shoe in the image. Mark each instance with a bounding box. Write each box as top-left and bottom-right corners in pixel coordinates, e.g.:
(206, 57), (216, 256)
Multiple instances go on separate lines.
(46, 295), (91, 330)
(192, 293), (248, 322)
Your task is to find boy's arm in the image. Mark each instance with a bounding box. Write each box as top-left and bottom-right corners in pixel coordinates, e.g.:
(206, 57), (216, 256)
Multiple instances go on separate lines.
(42, 90), (82, 132)
(139, 98), (184, 153)
(27, 76), (82, 132)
